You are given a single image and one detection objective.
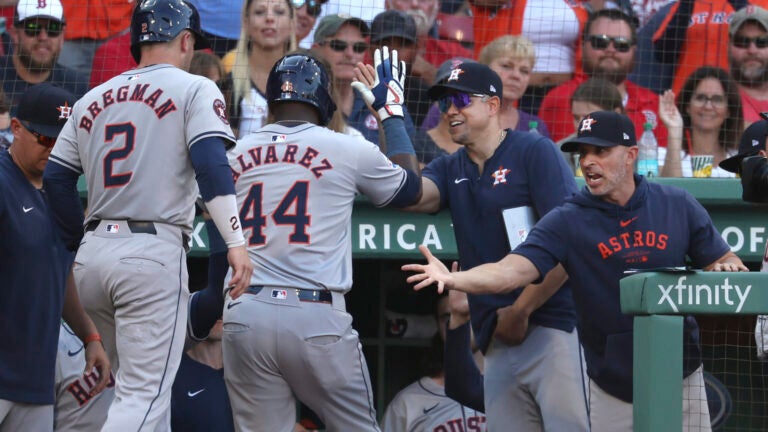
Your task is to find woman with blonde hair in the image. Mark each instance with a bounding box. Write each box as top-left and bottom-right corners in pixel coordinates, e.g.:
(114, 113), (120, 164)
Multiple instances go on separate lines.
(420, 35), (549, 136)
(223, 0), (297, 138)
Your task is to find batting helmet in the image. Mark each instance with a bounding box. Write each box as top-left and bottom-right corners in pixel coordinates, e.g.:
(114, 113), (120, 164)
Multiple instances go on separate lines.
(266, 54), (337, 126)
(130, 0), (209, 63)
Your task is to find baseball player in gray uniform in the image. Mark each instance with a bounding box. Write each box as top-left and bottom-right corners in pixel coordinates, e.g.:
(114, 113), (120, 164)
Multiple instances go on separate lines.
(382, 295), (486, 432)
(222, 48), (421, 431)
(42, 1), (252, 430)
(54, 323), (115, 431)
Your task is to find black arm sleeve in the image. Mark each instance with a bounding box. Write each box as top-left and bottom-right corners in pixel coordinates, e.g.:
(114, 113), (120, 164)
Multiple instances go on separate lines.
(444, 320), (485, 412)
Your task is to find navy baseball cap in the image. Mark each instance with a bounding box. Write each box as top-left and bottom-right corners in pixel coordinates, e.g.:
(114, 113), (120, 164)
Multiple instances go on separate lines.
(16, 83), (76, 138)
(561, 111), (636, 152)
(427, 62), (502, 101)
(719, 118), (768, 173)
(371, 10), (417, 44)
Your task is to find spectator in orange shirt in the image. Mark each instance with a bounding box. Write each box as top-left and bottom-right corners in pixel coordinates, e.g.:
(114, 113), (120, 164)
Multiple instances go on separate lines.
(58, 1), (134, 83)
(538, 9), (668, 148)
(468, 0), (588, 115)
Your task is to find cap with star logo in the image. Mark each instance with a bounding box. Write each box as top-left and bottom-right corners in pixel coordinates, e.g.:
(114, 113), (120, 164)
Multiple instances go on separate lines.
(427, 62), (502, 101)
(561, 111), (637, 152)
(16, 83), (77, 138)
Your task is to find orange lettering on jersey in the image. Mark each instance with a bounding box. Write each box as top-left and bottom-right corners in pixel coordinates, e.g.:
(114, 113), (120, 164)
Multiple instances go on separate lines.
(597, 230), (669, 259)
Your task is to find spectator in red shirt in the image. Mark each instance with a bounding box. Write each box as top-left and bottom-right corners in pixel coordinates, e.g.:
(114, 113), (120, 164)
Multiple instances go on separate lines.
(728, 5), (768, 126)
(538, 8), (668, 147)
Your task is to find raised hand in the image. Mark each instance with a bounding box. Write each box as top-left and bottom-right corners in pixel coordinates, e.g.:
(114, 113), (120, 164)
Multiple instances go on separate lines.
(659, 90), (683, 132)
(402, 245), (453, 293)
(351, 46), (406, 122)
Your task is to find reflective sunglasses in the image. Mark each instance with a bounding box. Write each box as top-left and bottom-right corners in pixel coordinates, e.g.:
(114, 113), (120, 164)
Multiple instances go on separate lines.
(437, 92), (487, 113)
(691, 93), (726, 108)
(290, 0), (322, 17)
(323, 39), (368, 54)
(20, 121), (56, 148)
(587, 34), (634, 53)
(20, 20), (64, 38)
(731, 34), (768, 49)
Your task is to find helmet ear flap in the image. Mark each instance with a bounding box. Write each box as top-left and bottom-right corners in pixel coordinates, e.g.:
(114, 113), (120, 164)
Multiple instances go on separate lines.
(130, 0), (210, 63)
(266, 54), (337, 125)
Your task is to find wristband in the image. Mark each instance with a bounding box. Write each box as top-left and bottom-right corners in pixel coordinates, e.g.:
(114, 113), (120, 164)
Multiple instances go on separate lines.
(84, 333), (102, 345)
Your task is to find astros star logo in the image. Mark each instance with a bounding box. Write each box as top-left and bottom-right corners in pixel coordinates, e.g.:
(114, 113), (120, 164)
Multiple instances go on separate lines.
(580, 116), (597, 132)
(57, 102), (72, 120)
(447, 68), (464, 82)
(491, 166), (511, 186)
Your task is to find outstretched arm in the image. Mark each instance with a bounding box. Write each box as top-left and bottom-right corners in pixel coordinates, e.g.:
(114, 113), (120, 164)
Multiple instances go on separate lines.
(402, 245), (541, 294)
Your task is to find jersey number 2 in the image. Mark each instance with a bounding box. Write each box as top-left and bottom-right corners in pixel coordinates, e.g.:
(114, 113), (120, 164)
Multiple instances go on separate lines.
(240, 181), (310, 246)
(103, 123), (135, 188)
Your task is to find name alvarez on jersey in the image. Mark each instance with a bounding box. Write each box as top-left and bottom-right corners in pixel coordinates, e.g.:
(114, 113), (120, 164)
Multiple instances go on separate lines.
(77, 83), (177, 133)
(231, 143), (333, 181)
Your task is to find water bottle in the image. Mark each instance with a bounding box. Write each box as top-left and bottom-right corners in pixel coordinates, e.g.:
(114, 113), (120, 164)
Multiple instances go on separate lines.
(528, 120), (540, 135)
(636, 122), (659, 178)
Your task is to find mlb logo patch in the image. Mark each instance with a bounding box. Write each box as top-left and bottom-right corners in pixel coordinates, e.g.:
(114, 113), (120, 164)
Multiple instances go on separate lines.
(271, 289), (287, 300)
(105, 224), (120, 233)
(272, 134), (287, 143)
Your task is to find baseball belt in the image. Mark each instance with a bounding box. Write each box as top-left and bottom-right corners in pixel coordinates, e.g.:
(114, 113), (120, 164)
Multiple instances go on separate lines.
(247, 285), (333, 304)
(86, 220), (157, 234)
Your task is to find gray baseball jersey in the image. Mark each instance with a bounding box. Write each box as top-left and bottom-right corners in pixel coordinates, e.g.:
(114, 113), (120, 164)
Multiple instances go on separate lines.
(227, 122), (407, 293)
(54, 323), (115, 432)
(223, 121), (409, 432)
(382, 377), (487, 432)
(50, 64), (235, 233)
(48, 64), (235, 431)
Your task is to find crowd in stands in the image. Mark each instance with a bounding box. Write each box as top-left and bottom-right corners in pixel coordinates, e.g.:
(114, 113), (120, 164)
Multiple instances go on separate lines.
(2, 0), (768, 430)
(0, 0), (764, 178)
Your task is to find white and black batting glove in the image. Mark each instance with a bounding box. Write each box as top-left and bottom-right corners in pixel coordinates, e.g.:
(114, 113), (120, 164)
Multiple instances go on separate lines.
(354, 46), (406, 122)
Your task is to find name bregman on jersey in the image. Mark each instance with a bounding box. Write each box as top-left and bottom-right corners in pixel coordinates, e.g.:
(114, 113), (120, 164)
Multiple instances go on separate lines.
(78, 83), (177, 133)
(231, 143), (333, 181)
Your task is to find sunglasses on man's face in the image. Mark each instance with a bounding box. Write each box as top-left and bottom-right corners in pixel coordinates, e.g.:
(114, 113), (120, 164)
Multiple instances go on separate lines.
(20, 121), (56, 148)
(20, 20), (64, 38)
(587, 34), (634, 53)
(290, 0), (322, 17)
(323, 39), (368, 54)
(437, 92), (487, 113)
(731, 34), (768, 49)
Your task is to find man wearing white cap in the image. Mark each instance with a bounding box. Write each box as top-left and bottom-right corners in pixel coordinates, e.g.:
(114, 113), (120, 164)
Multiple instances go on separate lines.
(0, 0), (88, 114)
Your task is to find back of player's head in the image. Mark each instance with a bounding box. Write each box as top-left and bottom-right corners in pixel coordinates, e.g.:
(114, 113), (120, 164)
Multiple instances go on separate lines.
(130, 0), (209, 63)
(266, 51), (337, 126)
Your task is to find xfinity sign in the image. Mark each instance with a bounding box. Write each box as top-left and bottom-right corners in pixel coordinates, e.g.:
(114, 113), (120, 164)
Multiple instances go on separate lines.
(657, 276), (752, 313)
